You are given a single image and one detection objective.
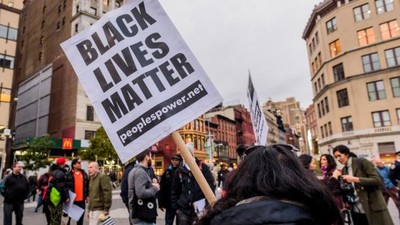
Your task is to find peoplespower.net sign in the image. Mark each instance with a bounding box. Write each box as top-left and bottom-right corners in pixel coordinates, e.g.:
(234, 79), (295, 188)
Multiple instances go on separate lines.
(61, 0), (222, 163)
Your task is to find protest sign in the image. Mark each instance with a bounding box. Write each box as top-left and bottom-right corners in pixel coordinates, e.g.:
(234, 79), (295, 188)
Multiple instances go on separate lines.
(61, 0), (222, 163)
(247, 73), (268, 145)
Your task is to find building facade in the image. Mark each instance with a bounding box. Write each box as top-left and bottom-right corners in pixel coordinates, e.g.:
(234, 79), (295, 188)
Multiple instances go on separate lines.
(0, 0), (23, 174)
(264, 97), (307, 152)
(303, 0), (400, 161)
(6, 0), (124, 167)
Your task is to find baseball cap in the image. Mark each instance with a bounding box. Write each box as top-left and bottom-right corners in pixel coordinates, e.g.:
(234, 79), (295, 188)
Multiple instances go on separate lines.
(56, 157), (67, 165)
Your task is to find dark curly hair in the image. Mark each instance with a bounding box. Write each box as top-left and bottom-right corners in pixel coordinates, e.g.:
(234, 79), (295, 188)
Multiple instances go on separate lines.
(199, 145), (343, 225)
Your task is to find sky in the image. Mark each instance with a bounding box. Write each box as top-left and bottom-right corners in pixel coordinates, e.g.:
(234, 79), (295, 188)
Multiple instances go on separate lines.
(159, 0), (323, 109)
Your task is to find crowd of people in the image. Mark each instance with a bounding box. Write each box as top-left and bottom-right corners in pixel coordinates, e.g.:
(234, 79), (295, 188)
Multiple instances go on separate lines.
(1, 143), (400, 225)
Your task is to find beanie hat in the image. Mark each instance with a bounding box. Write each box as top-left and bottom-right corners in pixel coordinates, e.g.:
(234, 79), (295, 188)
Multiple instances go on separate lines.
(56, 157), (66, 165)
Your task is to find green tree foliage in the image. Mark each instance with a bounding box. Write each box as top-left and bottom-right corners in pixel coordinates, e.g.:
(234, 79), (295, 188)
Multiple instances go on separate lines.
(79, 127), (117, 161)
(19, 136), (54, 171)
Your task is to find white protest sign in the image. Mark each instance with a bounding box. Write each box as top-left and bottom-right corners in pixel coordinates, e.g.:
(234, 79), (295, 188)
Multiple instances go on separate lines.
(247, 73), (268, 145)
(61, 0), (222, 163)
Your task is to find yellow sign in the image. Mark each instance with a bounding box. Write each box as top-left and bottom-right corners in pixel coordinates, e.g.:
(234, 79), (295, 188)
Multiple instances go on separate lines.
(62, 138), (73, 150)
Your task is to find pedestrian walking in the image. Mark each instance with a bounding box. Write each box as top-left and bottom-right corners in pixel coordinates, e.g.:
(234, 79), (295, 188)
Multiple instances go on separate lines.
(128, 149), (160, 225)
(389, 150), (400, 219)
(87, 162), (112, 225)
(36, 168), (51, 224)
(333, 145), (394, 225)
(217, 164), (228, 188)
(65, 158), (89, 225)
(0, 162), (29, 225)
(27, 174), (38, 202)
(46, 157), (70, 225)
(158, 154), (182, 225)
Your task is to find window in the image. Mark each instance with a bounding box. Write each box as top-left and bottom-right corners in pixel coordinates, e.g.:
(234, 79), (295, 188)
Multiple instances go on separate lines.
(326, 17), (337, 34)
(321, 99), (325, 115)
(337, 89), (349, 108)
(43, 5), (47, 14)
(38, 51), (42, 61)
(357, 27), (376, 46)
(329, 40), (341, 57)
(385, 47), (400, 67)
(375, 0), (394, 14)
(341, 116), (353, 132)
(0, 54), (15, 69)
(367, 81), (386, 101)
(353, 4), (371, 22)
(372, 110), (391, 127)
(333, 63), (345, 82)
(397, 108), (400, 124)
(318, 52), (322, 67)
(90, 7), (97, 16)
(0, 24), (18, 41)
(317, 103), (321, 118)
(380, 20), (400, 40)
(320, 126), (325, 138)
(362, 53), (380, 72)
(391, 77), (400, 97)
(317, 78), (321, 91)
(328, 122), (332, 135)
(315, 32), (319, 45)
(41, 21), (45, 30)
(324, 124), (328, 137)
(314, 82), (318, 93)
(324, 97), (329, 113)
(85, 130), (96, 140)
(75, 24), (78, 33)
(87, 106), (94, 121)
(321, 74), (325, 87)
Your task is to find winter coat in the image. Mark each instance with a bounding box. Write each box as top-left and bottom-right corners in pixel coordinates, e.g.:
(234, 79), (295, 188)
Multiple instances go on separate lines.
(342, 157), (394, 225)
(171, 159), (215, 216)
(209, 198), (319, 225)
(1, 173), (29, 204)
(158, 164), (178, 209)
(389, 160), (400, 187)
(88, 172), (112, 211)
(120, 163), (134, 204)
(65, 168), (89, 201)
(47, 166), (69, 203)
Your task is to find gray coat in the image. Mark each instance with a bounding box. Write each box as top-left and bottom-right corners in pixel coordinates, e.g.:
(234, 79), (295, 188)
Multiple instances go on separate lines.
(128, 164), (158, 206)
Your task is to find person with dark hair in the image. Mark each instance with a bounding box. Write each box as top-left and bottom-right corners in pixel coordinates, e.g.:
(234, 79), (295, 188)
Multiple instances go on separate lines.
(171, 144), (215, 225)
(199, 144), (342, 225)
(120, 160), (135, 225)
(27, 174), (38, 202)
(65, 158), (89, 225)
(320, 154), (337, 180)
(299, 154), (317, 172)
(1, 162), (29, 225)
(333, 144), (393, 225)
(128, 149), (160, 225)
(158, 154), (182, 225)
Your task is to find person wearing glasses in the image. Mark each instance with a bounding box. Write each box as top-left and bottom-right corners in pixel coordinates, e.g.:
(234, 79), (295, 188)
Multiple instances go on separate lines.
(65, 158), (89, 225)
(199, 144), (342, 225)
(333, 145), (393, 225)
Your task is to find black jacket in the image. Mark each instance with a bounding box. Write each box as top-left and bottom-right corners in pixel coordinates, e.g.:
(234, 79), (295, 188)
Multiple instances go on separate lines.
(209, 199), (319, 225)
(171, 159), (215, 215)
(120, 163), (134, 204)
(389, 160), (400, 187)
(158, 164), (179, 209)
(47, 165), (69, 203)
(65, 169), (89, 201)
(1, 173), (29, 204)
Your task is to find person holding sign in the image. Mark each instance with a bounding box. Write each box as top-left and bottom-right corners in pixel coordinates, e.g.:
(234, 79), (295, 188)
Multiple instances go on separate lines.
(171, 144), (215, 225)
(199, 145), (342, 225)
